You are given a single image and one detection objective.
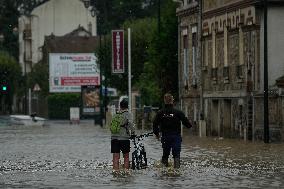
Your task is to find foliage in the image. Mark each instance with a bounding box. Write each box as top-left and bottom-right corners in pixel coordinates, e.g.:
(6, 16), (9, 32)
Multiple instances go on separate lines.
(94, 0), (162, 35)
(123, 18), (156, 86)
(133, 0), (179, 106)
(0, 0), (179, 112)
(96, 17), (157, 96)
(27, 61), (49, 97)
(47, 93), (81, 119)
(95, 0), (178, 106)
(0, 51), (22, 113)
(137, 61), (161, 106)
(0, 0), (21, 59)
(146, 0), (179, 103)
(0, 0), (49, 60)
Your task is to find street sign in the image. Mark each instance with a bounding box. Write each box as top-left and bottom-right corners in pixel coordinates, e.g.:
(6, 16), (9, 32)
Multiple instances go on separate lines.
(33, 83), (41, 92)
(112, 30), (124, 74)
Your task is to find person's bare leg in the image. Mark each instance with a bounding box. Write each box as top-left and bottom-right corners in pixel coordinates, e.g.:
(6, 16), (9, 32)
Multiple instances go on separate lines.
(123, 153), (129, 169)
(113, 153), (120, 170)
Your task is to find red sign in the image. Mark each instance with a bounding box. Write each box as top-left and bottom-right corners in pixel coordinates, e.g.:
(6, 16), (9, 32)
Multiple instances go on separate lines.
(61, 77), (100, 86)
(112, 30), (124, 74)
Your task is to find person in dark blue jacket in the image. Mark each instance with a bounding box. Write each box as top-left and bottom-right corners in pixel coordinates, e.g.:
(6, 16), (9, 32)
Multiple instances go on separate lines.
(153, 93), (192, 168)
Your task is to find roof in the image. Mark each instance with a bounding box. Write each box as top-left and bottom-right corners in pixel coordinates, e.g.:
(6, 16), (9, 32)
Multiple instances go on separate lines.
(43, 35), (99, 53)
(276, 75), (284, 88)
(64, 25), (92, 37)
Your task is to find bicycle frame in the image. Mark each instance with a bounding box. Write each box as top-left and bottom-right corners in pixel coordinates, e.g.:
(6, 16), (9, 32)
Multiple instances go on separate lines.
(130, 132), (153, 170)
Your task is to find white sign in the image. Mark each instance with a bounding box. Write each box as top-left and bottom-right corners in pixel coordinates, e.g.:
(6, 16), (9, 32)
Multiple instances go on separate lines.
(70, 107), (80, 123)
(49, 53), (100, 93)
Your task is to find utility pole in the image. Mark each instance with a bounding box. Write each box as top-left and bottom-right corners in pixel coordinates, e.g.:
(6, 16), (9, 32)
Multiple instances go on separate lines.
(263, 0), (269, 143)
(99, 35), (103, 127)
(103, 35), (108, 121)
(199, 0), (204, 121)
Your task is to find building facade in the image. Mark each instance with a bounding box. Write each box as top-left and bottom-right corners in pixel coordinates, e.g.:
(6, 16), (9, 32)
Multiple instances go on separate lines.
(18, 0), (97, 74)
(176, 0), (202, 134)
(177, 0), (284, 141)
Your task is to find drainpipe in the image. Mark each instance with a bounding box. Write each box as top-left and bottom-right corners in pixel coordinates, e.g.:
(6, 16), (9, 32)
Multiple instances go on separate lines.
(178, 15), (182, 110)
(263, 0), (269, 143)
(198, 0), (203, 121)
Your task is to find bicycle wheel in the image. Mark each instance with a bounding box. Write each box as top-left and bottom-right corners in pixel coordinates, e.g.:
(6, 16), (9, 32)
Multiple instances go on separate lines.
(131, 151), (141, 169)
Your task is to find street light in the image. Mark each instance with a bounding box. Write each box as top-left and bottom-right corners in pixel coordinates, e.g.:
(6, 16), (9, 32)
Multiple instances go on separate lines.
(82, 0), (90, 9)
(91, 7), (99, 17)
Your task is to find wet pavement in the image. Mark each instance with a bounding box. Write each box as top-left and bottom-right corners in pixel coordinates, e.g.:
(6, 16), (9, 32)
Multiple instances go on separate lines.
(0, 120), (284, 188)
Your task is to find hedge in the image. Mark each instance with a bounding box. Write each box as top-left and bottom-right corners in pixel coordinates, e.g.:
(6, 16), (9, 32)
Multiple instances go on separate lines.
(48, 93), (81, 119)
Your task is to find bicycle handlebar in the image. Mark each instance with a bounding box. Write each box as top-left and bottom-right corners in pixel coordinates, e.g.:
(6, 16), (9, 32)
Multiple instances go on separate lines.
(130, 132), (153, 140)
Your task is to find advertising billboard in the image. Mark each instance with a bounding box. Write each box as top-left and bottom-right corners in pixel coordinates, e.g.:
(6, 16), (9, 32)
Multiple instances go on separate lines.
(81, 85), (100, 115)
(49, 53), (100, 93)
(112, 30), (124, 74)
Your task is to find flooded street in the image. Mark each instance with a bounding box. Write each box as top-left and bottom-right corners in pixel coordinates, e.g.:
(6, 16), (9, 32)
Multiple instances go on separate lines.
(0, 121), (284, 189)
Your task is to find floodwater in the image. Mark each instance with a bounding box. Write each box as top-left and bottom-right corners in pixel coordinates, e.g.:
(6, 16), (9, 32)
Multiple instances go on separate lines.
(0, 120), (283, 189)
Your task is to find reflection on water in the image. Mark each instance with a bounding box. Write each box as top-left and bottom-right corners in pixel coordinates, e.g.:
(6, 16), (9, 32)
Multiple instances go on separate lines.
(0, 121), (283, 188)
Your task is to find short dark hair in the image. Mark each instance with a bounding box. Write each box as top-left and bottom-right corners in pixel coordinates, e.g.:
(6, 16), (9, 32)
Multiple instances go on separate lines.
(164, 93), (174, 104)
(120, 99), (128, 109)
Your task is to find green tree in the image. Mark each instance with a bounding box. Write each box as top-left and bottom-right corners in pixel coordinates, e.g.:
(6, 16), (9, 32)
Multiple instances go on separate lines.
(96, 17), (156, 97)
(147, 0), (179, 103)
(0, 51), (22, 113)
(96, 0), (178, 106)
(0, 0), (48, 60)
(27, 61), (49, 96)
(0, 0), (21, 59)
(94, 0), (168, 35)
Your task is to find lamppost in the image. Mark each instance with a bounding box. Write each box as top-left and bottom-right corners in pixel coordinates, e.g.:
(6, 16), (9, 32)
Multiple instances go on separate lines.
(82, 0), (98, 17)
(82, 0), (91, 8)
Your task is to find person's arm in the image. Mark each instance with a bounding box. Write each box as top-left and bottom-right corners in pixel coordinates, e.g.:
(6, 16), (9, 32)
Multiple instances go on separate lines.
(179, 111), (192, 128)
(125, 112), (135, 135)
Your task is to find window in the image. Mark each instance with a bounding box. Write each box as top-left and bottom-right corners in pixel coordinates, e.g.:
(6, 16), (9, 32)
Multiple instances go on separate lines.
(192, 26), (197, 86)
(182, 28), (189, 87)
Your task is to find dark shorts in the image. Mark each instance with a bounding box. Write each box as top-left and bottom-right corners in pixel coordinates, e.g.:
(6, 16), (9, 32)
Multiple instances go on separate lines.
(111, 139), (130, 154)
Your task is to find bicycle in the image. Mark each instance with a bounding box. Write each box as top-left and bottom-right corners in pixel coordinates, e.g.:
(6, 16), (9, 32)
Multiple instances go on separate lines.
(130, 132), (153, 170)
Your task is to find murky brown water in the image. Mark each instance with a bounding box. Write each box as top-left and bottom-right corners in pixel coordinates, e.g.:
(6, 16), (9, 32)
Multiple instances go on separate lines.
(0, 120), (283, 188)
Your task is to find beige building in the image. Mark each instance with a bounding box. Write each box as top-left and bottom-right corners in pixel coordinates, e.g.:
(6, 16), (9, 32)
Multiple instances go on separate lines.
(18, 0), (97, 74)
(177, 0), (284, 141)
(176, 0), (201, 134)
